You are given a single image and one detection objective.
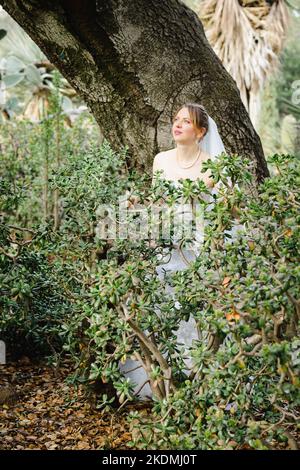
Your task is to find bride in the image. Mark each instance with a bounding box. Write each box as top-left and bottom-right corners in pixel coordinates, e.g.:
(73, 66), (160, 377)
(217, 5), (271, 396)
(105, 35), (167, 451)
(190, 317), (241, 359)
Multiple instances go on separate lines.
(119, 103), (226, 400)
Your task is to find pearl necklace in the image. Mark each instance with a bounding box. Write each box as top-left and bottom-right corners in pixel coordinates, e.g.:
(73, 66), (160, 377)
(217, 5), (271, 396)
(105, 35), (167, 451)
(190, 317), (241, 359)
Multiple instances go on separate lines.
(176, 147), (202, 169)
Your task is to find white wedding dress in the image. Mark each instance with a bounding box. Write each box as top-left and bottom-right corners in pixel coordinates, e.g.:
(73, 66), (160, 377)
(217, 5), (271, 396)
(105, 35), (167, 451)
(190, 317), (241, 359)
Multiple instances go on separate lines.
(119, 180), (206, 400)
(118, 183), (244, 400)
(118, 115), (244, 400)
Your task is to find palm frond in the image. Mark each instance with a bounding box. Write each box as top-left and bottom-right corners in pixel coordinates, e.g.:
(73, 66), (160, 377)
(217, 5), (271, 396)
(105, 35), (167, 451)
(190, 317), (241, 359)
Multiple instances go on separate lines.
(0, 9), (46, 63)
(197, 0), (289, 127)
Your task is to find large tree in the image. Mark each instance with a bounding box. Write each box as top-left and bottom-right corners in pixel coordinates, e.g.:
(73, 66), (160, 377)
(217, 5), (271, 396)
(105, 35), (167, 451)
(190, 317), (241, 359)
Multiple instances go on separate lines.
(0, 0), (269, 181)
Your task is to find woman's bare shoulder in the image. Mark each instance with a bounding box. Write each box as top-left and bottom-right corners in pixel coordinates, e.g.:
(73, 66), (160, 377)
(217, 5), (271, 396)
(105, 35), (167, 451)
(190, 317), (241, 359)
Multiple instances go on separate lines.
(154, 148), (175, 158)
(165, 148), (176, 158)
(153, 149), (175, 165)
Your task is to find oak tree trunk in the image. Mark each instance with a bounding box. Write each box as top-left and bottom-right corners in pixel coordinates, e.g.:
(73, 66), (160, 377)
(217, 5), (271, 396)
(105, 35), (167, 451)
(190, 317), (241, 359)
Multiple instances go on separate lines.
(1, 0), (269, 182)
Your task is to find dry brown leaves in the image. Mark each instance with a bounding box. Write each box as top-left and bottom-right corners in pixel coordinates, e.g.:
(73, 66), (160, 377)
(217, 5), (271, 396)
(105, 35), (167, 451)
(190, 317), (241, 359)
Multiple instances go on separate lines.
(0, 358), (142, 450)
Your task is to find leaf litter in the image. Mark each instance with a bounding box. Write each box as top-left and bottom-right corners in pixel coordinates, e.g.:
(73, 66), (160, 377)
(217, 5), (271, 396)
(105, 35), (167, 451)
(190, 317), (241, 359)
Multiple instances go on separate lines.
(0, 358), (150, 450)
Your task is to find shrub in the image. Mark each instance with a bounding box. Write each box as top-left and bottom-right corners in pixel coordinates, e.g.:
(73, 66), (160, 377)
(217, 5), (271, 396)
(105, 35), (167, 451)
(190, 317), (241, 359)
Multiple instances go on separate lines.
(61, 152), (299, 449)
(0, 227), (74, 359)
(1, 111), (299, 448)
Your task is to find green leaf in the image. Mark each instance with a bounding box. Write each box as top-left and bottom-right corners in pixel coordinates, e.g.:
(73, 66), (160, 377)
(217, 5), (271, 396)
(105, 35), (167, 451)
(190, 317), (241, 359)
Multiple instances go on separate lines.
(2, 73), (24, 88)
(25, 64), (42, 86)
(5, 56), (25, 73)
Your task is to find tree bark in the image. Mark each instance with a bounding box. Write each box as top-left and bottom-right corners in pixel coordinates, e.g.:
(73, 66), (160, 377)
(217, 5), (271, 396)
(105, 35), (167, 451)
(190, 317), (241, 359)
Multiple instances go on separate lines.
(0, 0), (269, 182)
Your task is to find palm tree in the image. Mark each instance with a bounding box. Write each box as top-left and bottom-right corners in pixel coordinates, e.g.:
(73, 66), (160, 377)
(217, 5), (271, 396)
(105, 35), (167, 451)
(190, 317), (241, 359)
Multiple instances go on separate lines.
(196, 0), (289, 129)
(0, 8), (79, 122)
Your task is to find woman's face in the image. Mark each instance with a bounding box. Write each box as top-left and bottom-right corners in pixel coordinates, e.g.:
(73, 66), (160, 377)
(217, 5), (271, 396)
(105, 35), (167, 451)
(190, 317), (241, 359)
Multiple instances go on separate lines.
(172, 107), (205, 144)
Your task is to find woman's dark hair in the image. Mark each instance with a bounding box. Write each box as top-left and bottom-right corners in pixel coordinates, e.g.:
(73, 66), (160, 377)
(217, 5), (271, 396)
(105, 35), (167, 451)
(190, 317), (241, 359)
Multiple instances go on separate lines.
(173, 102), (209, 141)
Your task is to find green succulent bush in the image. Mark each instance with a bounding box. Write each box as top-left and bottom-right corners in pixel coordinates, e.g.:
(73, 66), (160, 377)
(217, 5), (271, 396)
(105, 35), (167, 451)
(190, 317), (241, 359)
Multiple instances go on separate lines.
(0, 107), (299, 449)
(60, 151), (299, 449)
(0, 93), (98, 358)
(0, 225), (75, 358)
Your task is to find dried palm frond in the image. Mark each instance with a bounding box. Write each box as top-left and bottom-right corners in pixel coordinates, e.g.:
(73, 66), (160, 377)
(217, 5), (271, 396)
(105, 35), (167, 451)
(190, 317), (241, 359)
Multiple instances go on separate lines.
(23, 87), (50, 122)
(196, 0), (289, 128)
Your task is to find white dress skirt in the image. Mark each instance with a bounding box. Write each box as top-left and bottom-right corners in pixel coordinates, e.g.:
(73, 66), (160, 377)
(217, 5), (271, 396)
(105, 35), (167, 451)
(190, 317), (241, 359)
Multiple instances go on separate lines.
(118, 244), (201, 400)
(118, 182), (205, 400)
(118, 180), (245, 399)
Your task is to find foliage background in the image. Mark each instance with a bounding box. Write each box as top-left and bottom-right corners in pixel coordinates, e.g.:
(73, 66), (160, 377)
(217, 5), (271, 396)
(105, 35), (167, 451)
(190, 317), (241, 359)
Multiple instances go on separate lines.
(0, 0), (299, 451)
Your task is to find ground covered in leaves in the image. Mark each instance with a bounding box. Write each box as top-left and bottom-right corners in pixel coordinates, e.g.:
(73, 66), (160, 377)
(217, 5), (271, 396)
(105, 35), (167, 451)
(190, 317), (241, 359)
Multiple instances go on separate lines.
(1, 359), (298, 451)
(0, 358), (149, 450)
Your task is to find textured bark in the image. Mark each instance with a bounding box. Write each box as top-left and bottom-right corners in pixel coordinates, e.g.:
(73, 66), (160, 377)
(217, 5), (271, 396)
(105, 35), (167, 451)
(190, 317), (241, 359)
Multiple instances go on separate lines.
(0, 0), (269, 182)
